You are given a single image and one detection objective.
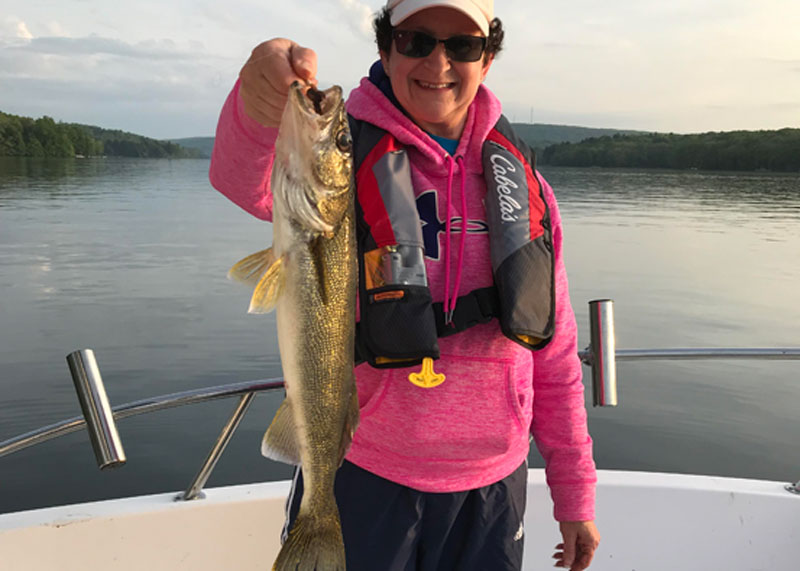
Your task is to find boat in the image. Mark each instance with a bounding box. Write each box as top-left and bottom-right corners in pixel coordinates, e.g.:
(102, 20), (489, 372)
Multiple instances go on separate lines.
(1, 300), (798, 570)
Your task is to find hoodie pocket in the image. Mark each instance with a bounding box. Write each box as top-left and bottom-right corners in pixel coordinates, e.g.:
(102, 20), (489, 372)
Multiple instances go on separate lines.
(357, 354), (530, 463)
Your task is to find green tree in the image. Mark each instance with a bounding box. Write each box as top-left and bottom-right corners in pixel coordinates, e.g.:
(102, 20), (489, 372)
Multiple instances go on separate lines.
(0, 115), (26, 156)
(541, 129), (800, 172)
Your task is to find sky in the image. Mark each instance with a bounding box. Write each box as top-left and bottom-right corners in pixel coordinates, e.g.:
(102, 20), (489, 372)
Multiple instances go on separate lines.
(1, 0), (799, 140)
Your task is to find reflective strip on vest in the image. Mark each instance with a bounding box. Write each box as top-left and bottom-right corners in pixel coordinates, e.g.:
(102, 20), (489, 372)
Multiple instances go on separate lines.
(357, 134), (428, 289)
(357, 134), (422, 249)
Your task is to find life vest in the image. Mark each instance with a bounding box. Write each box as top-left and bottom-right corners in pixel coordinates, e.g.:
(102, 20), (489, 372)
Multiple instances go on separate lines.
(350, 115), (555, 369)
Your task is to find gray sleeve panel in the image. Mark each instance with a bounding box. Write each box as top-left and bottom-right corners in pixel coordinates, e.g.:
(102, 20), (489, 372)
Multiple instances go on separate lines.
(372, 150), (424, 247)
(483, 141), (531, 273)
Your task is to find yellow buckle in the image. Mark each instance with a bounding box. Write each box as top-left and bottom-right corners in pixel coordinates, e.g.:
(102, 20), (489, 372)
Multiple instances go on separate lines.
(408, 357), (445, 389)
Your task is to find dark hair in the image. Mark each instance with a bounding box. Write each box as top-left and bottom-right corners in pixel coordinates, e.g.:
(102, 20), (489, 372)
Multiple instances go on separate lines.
(373, 7), (504, 63)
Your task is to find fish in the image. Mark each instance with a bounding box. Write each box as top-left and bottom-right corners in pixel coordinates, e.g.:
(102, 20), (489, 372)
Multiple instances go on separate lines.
(228, 81), (358, 571)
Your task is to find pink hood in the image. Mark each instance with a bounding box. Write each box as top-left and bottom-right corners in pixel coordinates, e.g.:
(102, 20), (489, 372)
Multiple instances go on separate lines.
(346, 76), (502, 174)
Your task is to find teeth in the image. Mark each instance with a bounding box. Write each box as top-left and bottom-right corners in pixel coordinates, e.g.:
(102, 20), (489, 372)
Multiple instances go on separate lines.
(418, 81), (451, 89)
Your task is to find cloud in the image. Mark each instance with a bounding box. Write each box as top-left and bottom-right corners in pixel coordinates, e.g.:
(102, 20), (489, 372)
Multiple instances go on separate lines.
(44, 20), (67, 37)
(0, 33), (235, 84)
(8, 35), (204, 61)
(0, 73), (229, 139)
(16, 21), (33, 39)
(764, 102), (800, 111)
(338, 0), (376, 37)
(760, 57), (800, 74)
(0, 33), (239, 138)
(1, 16), (34, 39)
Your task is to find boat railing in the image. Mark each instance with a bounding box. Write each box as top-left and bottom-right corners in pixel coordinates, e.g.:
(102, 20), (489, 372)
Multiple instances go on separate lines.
(0, 366), (285, 501)
(1, 299), (799, 501)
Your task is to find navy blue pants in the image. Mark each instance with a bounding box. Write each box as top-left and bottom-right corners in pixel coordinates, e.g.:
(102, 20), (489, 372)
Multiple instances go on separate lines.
(283, 460), (527, 571)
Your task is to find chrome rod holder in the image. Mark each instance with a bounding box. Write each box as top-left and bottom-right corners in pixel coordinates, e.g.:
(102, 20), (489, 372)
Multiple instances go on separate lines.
(178, 392), (256, 501)
(786, 481), (800, 495)
(614, 347), (800, 361)
(587, 299), (618, 407)
(66, 349), (126, 469)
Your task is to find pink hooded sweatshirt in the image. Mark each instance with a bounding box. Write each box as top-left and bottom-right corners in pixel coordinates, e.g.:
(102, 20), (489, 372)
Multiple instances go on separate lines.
(209, 74), (596, 522)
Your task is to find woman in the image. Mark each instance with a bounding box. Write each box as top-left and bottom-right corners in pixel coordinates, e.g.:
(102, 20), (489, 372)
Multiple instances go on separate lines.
(210, 1), (600, 569)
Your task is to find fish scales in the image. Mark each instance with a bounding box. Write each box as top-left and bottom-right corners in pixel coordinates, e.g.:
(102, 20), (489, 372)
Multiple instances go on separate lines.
(277, 205), (356, 493)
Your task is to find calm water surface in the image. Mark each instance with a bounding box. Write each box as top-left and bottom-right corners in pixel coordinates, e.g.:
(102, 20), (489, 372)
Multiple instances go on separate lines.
(1, 157), (798, 514)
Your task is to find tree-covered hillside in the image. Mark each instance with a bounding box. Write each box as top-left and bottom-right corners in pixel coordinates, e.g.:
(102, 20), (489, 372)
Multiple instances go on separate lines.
(0, 111), (202, 158)
(168, 137), (215, 158)
(167, 124), (646, 161)
(511, 123), (644, 155)
(541, 129), (800, 171)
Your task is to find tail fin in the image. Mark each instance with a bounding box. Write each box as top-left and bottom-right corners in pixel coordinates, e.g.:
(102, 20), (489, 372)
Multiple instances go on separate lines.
(272, 510), (346, 571)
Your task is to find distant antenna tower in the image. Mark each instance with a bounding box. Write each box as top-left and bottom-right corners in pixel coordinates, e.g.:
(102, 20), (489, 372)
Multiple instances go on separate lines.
(530, 106), (534, 124)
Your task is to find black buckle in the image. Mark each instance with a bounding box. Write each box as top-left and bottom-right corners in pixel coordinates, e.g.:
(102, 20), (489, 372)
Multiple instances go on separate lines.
(435, 288), (498, 338)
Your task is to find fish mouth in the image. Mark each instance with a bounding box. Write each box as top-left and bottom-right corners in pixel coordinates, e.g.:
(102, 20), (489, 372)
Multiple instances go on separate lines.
(290, 81), (343, 118)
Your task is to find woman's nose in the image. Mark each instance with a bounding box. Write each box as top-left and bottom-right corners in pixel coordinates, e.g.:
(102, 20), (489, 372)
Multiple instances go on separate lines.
(424, 41), (451, 69)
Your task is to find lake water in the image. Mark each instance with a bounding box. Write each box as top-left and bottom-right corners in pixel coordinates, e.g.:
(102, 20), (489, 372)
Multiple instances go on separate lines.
(1, 157), (799, 514)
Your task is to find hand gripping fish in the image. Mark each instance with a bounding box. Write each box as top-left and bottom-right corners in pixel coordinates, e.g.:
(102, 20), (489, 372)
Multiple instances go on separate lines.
(228, 82), (358, 571)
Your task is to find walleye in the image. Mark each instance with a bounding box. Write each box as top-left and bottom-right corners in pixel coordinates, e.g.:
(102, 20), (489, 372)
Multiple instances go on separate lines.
(228, 81), (357, 571)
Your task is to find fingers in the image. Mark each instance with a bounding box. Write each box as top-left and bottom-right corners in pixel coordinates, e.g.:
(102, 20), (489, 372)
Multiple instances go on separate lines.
(290, 45), (317, 82)
(552, 538), (599, 570)
(556, 521), (600, 570)
(237, 38), (318, 127)
(573, 545), (596, 570)
(239, 73), (287, 126)
(560, 526), (577, 568)
(552, 547), (594, 570)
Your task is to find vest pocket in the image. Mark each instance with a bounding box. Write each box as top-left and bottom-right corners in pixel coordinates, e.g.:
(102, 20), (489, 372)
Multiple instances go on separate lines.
(357, 284), (439, 367)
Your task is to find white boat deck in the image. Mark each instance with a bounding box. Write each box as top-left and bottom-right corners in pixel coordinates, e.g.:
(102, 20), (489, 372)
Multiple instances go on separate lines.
(1, 469), (797, 570)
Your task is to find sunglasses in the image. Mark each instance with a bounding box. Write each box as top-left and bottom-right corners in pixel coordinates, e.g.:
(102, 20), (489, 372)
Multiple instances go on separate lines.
(392, 30), (487, 63)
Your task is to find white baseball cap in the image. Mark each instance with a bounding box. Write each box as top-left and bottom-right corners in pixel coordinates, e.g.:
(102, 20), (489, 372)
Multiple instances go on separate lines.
(386, 0), (494, 36)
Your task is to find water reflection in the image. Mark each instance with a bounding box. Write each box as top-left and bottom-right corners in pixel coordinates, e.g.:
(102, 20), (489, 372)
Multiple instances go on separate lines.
(540, 166), (800, 226)
(0, 157), (209, 207)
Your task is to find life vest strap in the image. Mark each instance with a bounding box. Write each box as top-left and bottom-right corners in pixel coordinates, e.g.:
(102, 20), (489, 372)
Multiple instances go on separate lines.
(354, 287), (500, 366)
(433, 287), (500, 338)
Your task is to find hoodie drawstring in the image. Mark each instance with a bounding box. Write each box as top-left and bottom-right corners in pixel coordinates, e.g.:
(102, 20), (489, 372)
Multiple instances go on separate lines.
(443, 155), (468, 325)
(451, 156), (468, 321)
(443, 156), (454, 323)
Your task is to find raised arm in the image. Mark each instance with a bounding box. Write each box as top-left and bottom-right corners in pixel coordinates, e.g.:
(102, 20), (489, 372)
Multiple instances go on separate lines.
(208, 39), (318, 221)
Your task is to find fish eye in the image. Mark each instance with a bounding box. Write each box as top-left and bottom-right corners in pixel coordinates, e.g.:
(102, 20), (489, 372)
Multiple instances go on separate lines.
(335, 129), (352, 153)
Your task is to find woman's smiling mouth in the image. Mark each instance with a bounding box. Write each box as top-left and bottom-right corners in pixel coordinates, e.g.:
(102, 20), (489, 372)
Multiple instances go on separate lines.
(416, 80), (455, 90)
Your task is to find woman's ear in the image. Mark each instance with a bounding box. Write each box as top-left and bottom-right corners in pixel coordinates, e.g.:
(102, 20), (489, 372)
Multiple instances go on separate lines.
(480, 54), (494, 81)
(380, 50), (391, 76)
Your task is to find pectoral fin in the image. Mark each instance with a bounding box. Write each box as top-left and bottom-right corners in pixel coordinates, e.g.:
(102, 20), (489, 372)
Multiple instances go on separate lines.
(247, 254), (286, 314)
(261, 399), (301, 465)
(228, 247), (276, 287)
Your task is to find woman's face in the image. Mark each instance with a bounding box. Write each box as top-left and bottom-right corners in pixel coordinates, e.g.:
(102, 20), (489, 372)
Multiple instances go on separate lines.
(380, 7), (493, 140)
